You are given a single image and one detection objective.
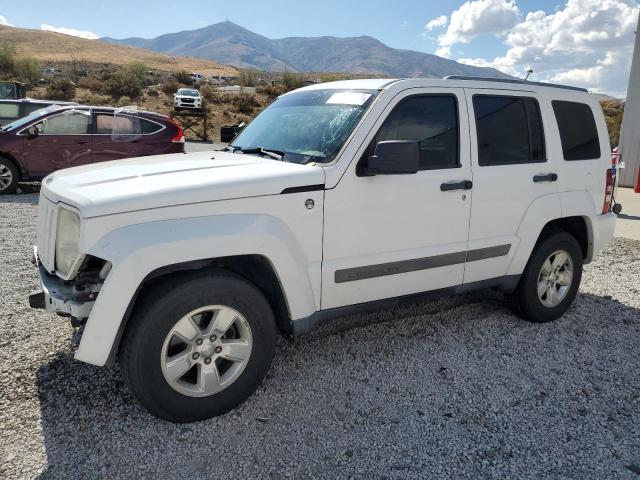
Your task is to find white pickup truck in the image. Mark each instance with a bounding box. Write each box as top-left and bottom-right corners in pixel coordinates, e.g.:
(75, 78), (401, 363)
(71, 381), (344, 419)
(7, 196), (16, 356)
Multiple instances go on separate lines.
(30, 77), (620, 422)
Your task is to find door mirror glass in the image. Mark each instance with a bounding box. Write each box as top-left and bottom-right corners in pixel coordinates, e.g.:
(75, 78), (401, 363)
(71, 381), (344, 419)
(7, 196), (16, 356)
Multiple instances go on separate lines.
(359, 140), (419, 176)
(27, 123), (42, 137)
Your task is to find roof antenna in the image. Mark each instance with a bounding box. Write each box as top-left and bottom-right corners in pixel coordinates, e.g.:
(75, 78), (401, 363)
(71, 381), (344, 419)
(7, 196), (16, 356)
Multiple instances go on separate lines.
(524, 67), (534, 81)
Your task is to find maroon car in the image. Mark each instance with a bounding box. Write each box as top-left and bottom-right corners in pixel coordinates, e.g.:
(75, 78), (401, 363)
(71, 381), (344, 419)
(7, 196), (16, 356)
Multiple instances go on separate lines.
(0, 105), (185, 194)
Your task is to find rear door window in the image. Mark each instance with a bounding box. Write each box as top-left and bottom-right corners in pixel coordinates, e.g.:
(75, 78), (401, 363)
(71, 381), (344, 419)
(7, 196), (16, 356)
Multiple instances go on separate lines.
(552, 101), (600, 160)
(473, 95), (545, 166)
(95, 114), (163, 135)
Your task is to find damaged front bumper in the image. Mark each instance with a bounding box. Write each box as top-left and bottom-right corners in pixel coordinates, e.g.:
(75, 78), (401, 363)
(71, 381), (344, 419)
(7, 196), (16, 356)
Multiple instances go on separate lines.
(29, 247), (96, 320)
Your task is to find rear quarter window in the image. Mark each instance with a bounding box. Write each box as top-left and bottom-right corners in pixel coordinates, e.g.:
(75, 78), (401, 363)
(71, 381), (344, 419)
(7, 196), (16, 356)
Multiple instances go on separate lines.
(552, 100), (600, 160)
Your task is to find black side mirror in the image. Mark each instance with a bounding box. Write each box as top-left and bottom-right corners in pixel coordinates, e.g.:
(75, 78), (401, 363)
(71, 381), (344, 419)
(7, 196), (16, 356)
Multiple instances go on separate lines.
(358, 140), (419, 176)
(27, 124), (42, 138)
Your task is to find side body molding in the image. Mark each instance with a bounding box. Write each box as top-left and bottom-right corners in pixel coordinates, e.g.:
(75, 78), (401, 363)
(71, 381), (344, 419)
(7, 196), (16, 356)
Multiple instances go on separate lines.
(77, 214), (319, 366)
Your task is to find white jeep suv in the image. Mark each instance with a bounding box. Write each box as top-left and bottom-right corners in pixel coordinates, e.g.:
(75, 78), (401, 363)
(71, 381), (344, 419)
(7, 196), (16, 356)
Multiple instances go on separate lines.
(30, 77), (620, 422)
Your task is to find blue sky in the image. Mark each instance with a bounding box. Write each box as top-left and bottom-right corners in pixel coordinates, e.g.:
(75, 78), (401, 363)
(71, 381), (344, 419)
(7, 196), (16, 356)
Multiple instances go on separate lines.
(0, 0), (557, 54)
(0, 0), (638, 96)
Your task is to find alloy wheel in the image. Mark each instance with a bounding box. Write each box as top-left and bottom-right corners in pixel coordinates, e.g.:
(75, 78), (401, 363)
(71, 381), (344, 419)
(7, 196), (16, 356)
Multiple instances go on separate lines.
(537, 250), (574, 308)
(0, 164), (13, 191)
(160, 305), (253, 397)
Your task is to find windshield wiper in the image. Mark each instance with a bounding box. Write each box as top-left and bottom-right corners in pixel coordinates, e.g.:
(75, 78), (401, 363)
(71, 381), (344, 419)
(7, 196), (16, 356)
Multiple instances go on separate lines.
(228, 145), (284, 161)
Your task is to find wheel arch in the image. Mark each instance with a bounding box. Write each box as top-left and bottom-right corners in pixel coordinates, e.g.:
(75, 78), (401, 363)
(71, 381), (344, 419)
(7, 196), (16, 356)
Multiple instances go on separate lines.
(104, 254), (292, 367)
(0, 152), (23, 179)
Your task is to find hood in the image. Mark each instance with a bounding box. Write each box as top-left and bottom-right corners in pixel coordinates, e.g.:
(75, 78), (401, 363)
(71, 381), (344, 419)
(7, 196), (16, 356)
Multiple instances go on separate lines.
(41, 151), (325, 218)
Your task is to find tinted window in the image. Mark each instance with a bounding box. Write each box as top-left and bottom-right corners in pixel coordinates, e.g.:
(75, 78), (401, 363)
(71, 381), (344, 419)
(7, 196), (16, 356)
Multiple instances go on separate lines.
(375, 95), (459, 169)
(38, 112), (90, 135)
(140, 118), (163, 134)
(95, 114), (163, 135)
(474, 95), (545, 166)
(0, 103), (19, 118)
(552, 101), (600, 160)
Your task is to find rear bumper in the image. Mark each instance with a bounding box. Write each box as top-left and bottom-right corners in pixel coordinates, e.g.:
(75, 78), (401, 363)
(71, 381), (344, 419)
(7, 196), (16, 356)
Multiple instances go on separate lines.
(590, 212), (617, 261)
(30, 247), (95, 319)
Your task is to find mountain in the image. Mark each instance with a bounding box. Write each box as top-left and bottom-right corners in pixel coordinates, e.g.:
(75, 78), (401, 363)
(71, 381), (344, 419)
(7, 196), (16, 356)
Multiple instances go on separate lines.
(103, 21), (512, 79)
(0, 25), (237, 76)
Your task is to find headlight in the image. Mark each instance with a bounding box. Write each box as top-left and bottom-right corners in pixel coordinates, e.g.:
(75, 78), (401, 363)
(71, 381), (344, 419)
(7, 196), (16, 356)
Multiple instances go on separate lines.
(55, 207), (82, 278)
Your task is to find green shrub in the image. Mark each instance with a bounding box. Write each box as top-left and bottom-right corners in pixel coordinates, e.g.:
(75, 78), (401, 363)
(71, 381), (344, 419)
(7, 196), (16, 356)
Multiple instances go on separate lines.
(175, 71), (193, 86)
(12, 57), (40, 84)
(239, 69), (259, 87)
(200, 84), (224, 104)
(0, 42), (16, 76)
(116, 96), (133, 107)
(256, 83), (287, 99)
(85, 93), (112, 105)
(45, 78), (76, 101)
(162, 78), (179, 96)
(105, 62), (147, 99)
(282, 69), (304, 90)
(232, 92), (260, 114)
(77, 76), (105, 93)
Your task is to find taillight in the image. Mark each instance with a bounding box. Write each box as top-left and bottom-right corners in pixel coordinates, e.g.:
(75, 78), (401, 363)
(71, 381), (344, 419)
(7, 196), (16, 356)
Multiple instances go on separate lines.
(170, 122), (184, 143)
(602, 168), (614, 214)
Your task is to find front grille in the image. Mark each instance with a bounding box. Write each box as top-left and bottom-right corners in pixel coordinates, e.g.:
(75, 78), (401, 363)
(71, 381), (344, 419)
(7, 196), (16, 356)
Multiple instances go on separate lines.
(181, 98), (195, 103)
(37, 198), (57, 272)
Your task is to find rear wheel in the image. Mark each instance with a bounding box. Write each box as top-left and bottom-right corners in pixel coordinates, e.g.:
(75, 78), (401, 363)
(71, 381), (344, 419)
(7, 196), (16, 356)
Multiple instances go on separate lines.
(511, 231), (583, 323)
(0, 157), (19, 195)
(121, 271), (276, 422)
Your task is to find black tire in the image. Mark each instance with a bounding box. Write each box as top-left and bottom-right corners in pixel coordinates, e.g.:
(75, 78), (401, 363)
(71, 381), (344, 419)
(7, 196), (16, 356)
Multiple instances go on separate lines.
(511, 231), (583, 323)
(0, 157), (19, 195)
(120, 270), (276, 422)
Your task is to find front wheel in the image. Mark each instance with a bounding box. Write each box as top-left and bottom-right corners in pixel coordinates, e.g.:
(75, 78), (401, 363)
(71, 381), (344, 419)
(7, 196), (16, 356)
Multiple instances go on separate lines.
(511, 231), (583, 323)
(120, 271), (276, 422)
(0, 157), (19, 195)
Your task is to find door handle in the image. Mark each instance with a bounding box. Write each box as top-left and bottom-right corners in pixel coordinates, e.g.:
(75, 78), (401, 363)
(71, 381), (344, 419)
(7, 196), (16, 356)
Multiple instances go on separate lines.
(533, 173), (558, 183)
(440, 180), (473, 191)
(75, 139), (89, 145)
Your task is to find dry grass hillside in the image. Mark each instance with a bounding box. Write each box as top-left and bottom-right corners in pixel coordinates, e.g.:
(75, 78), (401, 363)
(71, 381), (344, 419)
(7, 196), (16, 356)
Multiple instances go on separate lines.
(0, 25), (237, 76)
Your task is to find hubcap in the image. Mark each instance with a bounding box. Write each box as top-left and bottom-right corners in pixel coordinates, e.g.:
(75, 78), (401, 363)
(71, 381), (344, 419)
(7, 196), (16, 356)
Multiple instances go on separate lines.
(160, 305), (253, 397)
(537, 250), (574, 308)
(0, 164), (12, 190)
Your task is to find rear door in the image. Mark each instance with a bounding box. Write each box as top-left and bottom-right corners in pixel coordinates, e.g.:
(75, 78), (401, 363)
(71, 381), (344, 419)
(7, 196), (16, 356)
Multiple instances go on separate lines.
(464, 89), (558, 284)
(92, 112), (167, 162)
(22, 109), (92, 176)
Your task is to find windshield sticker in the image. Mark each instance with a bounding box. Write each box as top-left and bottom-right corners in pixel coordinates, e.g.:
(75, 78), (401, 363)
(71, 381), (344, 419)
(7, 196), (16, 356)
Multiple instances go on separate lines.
(326, 92), (371, 106)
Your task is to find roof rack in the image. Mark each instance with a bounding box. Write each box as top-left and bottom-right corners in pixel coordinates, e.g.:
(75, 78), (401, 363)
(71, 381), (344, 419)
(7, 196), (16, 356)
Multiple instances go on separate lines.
(444, 76), (589, 93)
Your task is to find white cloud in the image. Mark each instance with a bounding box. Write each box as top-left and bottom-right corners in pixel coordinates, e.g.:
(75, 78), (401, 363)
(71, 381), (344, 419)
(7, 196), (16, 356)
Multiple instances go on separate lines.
(455, 0), (639, 97)
(40, 24), (98, 39)
(0, 15), (14, 27)
(436, 0), (520, 56)
(425, 15), (448, 31)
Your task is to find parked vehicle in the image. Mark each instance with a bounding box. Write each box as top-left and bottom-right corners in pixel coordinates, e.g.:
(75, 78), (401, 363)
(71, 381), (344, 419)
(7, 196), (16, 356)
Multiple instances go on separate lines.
(173, 88), (203, 111)
(0, 98), (77, 127)
(0, 81), (27, 100)
(0, 105), (184, 194)
(190, 72), (205, 85)
(29, 77), (620, 422)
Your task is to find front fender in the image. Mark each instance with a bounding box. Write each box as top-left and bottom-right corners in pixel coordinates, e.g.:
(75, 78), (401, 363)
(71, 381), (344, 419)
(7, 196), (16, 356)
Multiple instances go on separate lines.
(75, 214), (318, 366)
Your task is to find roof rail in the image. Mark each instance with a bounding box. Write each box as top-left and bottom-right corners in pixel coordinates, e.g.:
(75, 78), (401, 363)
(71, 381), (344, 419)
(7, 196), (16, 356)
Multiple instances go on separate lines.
(444, 76), (589, 93)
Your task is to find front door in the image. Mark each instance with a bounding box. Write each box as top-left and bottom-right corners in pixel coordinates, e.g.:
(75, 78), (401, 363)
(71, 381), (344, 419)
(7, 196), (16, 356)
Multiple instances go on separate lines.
(23, 110), (92, 176)
(321, 88), (473, 310)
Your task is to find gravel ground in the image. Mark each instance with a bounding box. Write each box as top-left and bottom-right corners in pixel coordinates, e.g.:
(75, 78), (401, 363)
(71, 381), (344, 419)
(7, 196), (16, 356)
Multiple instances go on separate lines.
(1, 193), (639, 480)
